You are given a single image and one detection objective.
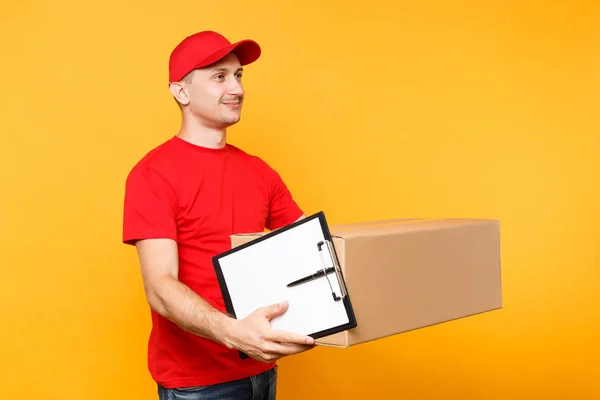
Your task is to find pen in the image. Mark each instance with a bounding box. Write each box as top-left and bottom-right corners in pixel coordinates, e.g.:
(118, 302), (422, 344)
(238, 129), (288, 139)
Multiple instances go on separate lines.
(286, 267), (336, 287)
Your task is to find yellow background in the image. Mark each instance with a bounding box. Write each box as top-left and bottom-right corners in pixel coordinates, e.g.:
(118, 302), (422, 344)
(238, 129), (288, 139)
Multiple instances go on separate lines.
(1, 0), (598, 399)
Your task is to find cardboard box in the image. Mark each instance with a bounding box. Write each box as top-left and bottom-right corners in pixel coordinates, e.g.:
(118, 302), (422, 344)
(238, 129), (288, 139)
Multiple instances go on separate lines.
(230, 217), (502, 347)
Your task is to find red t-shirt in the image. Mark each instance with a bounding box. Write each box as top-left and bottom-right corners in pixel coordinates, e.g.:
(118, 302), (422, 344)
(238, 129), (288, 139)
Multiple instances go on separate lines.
(122, 135), (303, 388)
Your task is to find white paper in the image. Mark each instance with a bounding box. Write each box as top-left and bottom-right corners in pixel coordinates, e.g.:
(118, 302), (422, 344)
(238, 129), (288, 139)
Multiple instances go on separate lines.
(217, 217), (350, 335)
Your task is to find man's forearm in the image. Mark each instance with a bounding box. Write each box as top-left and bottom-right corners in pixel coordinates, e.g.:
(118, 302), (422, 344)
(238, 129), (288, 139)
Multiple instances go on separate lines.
(149, 276), (237, 348)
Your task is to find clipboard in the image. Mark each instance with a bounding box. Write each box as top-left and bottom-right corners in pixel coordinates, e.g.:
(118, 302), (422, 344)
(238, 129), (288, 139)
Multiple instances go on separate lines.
(212, 211), (357, 358)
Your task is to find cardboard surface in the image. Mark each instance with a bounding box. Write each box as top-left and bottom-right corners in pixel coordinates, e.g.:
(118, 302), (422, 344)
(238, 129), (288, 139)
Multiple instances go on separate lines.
(230, 217), (503, 347)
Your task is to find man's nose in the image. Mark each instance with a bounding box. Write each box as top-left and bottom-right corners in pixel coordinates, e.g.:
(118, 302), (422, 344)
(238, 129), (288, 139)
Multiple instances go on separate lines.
(228, 76), (244, 95)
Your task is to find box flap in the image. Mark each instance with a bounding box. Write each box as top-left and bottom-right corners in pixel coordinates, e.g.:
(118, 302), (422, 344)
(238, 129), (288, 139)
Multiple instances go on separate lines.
(330, 218), (498, 238)
(230, 232), (264, 248)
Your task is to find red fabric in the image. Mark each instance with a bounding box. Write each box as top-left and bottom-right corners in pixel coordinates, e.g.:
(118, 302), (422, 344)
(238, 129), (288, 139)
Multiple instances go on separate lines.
(169, 31), (261, 83)
(122, 136), (303, 388)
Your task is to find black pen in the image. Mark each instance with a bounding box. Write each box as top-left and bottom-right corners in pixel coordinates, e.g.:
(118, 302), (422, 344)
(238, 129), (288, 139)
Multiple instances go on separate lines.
(286, 267), (336, 287)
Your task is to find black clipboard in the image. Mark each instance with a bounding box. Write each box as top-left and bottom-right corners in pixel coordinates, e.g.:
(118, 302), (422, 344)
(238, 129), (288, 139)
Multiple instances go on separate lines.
(212, 211), (357, 359)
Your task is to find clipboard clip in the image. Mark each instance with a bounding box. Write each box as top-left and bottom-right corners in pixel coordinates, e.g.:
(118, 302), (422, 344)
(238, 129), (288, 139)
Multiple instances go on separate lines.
(317, 240), (348, 301)
(284, 239), (348, 302)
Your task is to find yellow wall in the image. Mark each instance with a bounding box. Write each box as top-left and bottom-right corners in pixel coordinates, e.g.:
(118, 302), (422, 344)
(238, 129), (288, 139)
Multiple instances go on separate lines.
(1, 0), (598, 399)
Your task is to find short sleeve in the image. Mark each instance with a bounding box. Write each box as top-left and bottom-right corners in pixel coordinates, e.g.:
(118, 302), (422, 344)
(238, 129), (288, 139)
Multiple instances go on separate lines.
(122, 165), (178, 245)
(265, 166), (303, 230)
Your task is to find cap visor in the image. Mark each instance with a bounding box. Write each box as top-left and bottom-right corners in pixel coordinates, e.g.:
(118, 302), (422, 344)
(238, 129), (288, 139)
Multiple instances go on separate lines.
(190, 39), (261, 71)
(230, 39), (261, 65)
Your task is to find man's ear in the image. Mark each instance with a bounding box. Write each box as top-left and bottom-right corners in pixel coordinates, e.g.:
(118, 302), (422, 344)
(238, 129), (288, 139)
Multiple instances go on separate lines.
(170, 82), (190, 106)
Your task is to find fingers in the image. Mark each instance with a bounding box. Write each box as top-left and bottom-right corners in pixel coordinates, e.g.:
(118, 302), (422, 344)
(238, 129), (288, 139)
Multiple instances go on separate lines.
(266, 329), (315, 346)
(266, 342), (314, 357)
(242, 301), (316, 362)
(251, 343), (315, 362)
(258, 304), (315, 345)
(260, 301), (289, 320)
(255, 302), (314, 346)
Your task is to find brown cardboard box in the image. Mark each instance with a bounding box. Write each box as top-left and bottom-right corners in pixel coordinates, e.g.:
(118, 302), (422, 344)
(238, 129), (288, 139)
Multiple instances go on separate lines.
(230, 217), (502, 347)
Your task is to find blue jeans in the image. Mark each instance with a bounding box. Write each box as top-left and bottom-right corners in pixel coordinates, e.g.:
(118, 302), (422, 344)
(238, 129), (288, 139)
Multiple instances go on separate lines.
(158, 367), (277, 400)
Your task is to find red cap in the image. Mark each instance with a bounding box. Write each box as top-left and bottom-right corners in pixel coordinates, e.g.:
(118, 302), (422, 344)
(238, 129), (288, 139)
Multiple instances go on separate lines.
(168, 31), (261, 83)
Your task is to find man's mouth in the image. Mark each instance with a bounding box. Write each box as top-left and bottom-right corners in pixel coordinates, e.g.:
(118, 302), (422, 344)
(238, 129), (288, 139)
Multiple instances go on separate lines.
(221, 100), (241, 109)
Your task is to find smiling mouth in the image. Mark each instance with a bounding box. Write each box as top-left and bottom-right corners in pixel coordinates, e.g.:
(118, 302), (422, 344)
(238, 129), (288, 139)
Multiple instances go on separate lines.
(222, 101), (241, 108)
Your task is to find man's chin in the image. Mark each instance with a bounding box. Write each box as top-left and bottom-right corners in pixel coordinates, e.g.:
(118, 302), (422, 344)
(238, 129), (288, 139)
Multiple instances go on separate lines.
(221, 115), (241, 126)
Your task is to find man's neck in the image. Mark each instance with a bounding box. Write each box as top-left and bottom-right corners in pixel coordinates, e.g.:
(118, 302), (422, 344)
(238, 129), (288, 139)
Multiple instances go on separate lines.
(177, 118), (227, 149)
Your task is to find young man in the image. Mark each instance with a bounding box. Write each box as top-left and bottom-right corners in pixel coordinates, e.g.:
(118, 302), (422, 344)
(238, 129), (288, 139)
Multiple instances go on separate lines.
(122, 31), (315, 399)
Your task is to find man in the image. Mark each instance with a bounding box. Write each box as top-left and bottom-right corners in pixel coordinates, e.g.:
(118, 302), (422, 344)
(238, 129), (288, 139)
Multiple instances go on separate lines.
(122, 30), (315, 399)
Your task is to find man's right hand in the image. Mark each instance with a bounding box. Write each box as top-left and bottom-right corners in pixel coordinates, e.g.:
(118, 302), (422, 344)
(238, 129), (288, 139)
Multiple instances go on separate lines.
(224, 301), (316, 363)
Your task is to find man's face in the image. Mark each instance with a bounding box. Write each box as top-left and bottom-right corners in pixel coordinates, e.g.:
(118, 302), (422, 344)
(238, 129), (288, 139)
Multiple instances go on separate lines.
(177, 52), (245, 128)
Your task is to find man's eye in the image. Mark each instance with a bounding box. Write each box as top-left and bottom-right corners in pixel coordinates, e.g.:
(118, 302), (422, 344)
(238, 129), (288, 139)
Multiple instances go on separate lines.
(236, 74), (243, 79)
(216, 74), (224, 79)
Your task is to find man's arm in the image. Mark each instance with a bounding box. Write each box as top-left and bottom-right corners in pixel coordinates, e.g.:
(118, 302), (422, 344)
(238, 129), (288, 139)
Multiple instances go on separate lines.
(135, 238), (315, 363)
(135, 238), (230, 343)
